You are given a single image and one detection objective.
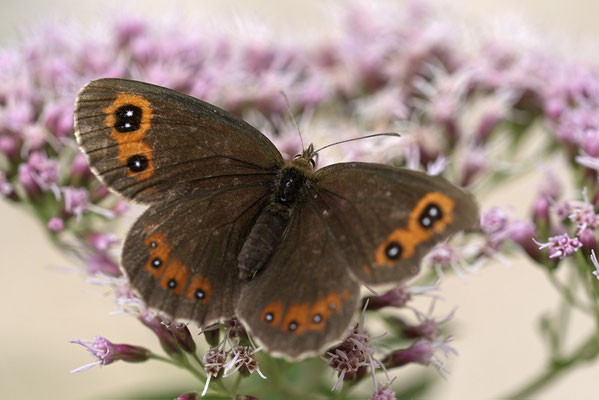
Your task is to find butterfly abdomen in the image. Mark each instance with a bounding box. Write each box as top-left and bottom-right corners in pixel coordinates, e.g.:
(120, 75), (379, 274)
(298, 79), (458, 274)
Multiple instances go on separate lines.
(238, 202), (292, 280)
(237, 164), (312, 280)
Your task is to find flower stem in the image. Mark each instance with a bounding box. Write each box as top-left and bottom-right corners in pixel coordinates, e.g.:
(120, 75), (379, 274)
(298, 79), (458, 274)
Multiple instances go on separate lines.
(504, 331), (599, 399)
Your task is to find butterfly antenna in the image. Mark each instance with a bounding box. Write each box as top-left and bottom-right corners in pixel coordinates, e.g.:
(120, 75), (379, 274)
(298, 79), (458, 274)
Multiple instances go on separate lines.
(280, 91), (305, 152)
(313, 132), (401, 154)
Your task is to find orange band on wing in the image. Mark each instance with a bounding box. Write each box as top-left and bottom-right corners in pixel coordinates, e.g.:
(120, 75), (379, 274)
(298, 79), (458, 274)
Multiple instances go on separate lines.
(160, 259), (191, 295)
(373, 192), (455, 268)
(261, 301), (284, 327)
(103, 93), (155, 181)
(281, 303), (310, 335)
(144, 232), (171, 278)
(186, 275), (212, 304)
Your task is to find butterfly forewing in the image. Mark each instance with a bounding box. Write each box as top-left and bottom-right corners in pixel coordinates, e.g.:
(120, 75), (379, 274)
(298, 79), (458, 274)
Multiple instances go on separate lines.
(74, 78), (283, 203)
(312, 163), (479, 285)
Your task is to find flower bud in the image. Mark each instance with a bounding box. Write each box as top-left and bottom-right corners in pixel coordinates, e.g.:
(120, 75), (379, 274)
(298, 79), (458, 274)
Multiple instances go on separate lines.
(177, 393), (200, 400)
(363, 286), (411, 310)
(70, 336), (151, 373)
(382, 340), (433, 368)
(140, 313), (184, 359)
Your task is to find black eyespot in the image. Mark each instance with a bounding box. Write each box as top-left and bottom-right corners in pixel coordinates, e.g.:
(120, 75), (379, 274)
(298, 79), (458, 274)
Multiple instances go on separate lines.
(419, 203), (443, 229)
(312, 314), (322, 324)
(114, 104), (142, 133)
(329, 302), (337, 310)
(151, 257), (162, 269)
(149, 241), (157, 248)
(167, 278), (177, 289)
(195, 288), (205, 300)
(265, 312), (274, 322)
(385, 242), (402, 260)
(127, 155), (148, 172)
(288, 321), (298, 331)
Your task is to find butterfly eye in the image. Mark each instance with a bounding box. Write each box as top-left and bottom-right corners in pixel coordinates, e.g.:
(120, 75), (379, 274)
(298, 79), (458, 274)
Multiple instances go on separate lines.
(293, 154), (301, 160)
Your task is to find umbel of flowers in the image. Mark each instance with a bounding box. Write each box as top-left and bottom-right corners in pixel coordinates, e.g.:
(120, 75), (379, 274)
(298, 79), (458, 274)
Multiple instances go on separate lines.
(2, 1), (599, 398)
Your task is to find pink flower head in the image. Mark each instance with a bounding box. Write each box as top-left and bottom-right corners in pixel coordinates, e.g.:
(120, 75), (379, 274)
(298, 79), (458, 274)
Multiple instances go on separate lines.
(43, 99), (74, 137)
(383, 337), (456, 377)
(87, 232), (118, 251)
(0, 171), (13, 197)
(323, 325), (378, 390)
(480, 206), (509, 235)
(201, 347), (227, 396)
(365, 285), (412, 310)
(19, 152), (59, 194)
(460, 146), (486, 187)
(0, 135), (19, 159)
(140, 313), (185, 359)
(86, 252), (121, 277)
(371, 384), (396, 400)
(112, 200), (129, 216)
(161, 319), (196, 354)
(70, 152), (91, 178)
(568, 189), (599, 233)
(47, 217), (64, 233)
(223, 346), (266, 379)
(534, 233), (582, 259)
(62, 187), (89, 219)
(70, 336), (150, 373)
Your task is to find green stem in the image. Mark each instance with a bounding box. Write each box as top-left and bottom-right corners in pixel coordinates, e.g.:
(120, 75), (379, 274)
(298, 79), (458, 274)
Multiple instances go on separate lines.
(545, 269), (592, 314)
(504, 331), (599, 399)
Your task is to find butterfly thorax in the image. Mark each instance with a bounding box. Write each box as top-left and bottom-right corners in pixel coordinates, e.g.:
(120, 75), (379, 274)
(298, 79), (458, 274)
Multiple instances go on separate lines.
(237, 156), (314, 280)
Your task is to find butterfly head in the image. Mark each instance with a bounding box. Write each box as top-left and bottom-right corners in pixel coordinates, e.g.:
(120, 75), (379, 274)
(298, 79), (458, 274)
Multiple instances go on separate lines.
(292, 143), (317, 171)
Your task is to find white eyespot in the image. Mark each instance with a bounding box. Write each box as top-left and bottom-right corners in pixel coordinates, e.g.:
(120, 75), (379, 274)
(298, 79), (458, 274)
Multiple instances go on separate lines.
(421, 217), (431, 227)
(429, 206), (439, 217)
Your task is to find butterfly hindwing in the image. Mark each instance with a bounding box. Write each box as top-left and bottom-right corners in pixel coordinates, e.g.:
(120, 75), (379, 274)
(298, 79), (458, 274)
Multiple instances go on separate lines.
(311, 163), (479, 285)
(122, 183), (271, 325)
(236, 202), (360, 360)
(74, 78), (283, 203)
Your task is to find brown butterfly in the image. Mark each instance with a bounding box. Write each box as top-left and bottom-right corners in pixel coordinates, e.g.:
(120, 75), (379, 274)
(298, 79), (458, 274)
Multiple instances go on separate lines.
(74, 78), (479, 360)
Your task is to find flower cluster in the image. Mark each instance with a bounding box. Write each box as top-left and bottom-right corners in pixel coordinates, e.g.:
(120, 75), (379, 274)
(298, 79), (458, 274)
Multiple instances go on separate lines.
(3, 0), (599, 398)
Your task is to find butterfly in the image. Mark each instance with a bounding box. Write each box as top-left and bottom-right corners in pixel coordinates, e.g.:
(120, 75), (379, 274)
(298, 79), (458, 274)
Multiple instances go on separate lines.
(74, 78), (479, 360)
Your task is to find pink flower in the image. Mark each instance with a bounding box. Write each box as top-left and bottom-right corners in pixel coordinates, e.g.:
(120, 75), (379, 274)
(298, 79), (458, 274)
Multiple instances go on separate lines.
(87, 232), (118, 251)
(85, 252), (121, 276)
(534, 233), (582, 259)
(568, 190), (599, 233)
(47, 217), (64, 233)
(18, 152), (59, 194)
(323, 324), (378, 390)
(371, 384), (396, 400)
(62, 187), (89, 219)
(0, 171), (13, 197)
(70, 336), (150, 373)
(480, 206), (509, 235)
(364, 285), (412, 310)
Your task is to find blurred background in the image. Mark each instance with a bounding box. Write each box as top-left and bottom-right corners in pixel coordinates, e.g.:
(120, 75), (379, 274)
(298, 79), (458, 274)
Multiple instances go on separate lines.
(1, 1), (599, 399)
